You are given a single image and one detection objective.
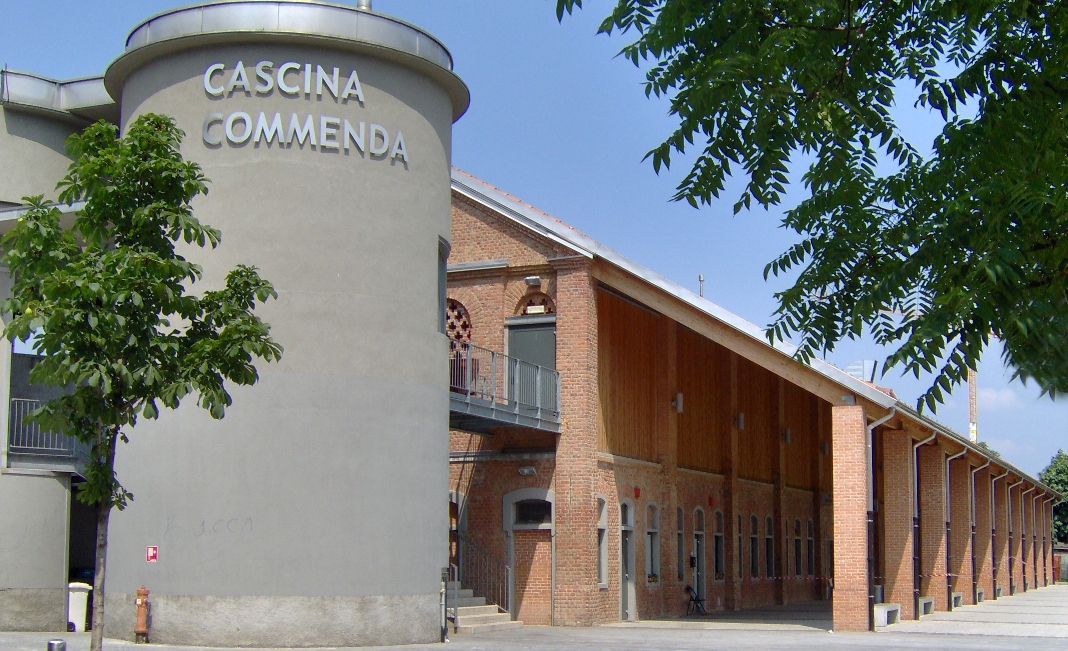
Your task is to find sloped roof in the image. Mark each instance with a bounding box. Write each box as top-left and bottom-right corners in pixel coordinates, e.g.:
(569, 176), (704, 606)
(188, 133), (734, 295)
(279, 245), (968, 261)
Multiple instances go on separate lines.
(450, 167), (1061, 498)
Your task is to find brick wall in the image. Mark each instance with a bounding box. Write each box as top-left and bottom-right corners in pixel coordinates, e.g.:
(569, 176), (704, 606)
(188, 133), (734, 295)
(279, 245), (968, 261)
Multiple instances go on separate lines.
(917, 444), (948, 611)
(514, 530), (553, 625)
(992, 477), (1010, 597)
(948, 457), (973, 604)
(1010, 484), (1023, 593)
(831, 405), (868, 632)
(881, 430), (914, 619)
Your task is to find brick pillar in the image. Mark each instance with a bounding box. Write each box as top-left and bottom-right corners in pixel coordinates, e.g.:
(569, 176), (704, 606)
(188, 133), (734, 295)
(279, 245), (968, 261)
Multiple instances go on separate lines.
(972, 467), (993, 601)
(1009, 482), (1022, 594)
(1045, 498), (1055, 587)
(550, 260), (599, 625)
(917, 444), (948, 611)
(725, 353), (741, 610)
(992, 476), (1010, 598)
(831, 405), (868, 632)
(1025, 491), (1036, 590)
(773, 379), (786, 605)
(657, 318), (678, 615)
(948, 457), (973, 604)
(881, 430), (914, 619)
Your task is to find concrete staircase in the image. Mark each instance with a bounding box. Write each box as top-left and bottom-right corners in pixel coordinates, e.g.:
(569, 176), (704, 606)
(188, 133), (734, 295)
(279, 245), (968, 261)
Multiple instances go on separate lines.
(446, 581), (523, 634)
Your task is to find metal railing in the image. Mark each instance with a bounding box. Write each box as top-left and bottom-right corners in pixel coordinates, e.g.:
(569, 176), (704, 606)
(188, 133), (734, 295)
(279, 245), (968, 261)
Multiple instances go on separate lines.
(449, 339), (560, 419)
(8, 398), (89, 460)
(456, 531), (512, 617)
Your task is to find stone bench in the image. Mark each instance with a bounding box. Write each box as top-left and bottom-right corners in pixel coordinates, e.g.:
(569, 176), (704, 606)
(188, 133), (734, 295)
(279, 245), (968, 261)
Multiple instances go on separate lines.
(976, 587), (985, 603)
(874, 603), (901, 627)
(951, 592), (963, 609)
(917, 596), (935, 617)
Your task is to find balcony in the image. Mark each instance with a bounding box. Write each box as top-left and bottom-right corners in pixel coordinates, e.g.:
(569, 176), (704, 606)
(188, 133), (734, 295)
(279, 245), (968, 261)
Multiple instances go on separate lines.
(7, 398), (89, 472)
(449, 339), (561, 434)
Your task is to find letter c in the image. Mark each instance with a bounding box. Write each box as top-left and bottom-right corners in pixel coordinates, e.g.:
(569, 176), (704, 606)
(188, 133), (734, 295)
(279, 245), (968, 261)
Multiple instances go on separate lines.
(277, 62), (301, 95)
(202, 113), (224, 145)
(204, 63), (225, 96)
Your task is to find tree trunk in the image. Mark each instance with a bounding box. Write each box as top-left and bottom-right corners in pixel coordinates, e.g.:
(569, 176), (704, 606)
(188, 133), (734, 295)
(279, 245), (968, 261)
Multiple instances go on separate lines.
(90, 429), (119, 651)
(90, 497), (112, 651)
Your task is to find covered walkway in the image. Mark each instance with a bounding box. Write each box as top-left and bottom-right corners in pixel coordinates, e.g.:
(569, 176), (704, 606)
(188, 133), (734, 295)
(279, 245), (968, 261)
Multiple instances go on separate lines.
(881, 583), (1068, 638)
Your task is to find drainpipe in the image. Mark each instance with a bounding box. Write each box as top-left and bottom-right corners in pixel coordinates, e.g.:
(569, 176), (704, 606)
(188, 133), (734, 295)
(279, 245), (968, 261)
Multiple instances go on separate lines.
(968, 459), (989, 602)
(1021, 486), (1036, 589)
(970, 460), (990, 526)
(911, 432), (937, 615)
(990, 470), (1009, 597)
(944, 448), (967, 609)
(866, 409), (896, 511)
(863, 408), (894, 632)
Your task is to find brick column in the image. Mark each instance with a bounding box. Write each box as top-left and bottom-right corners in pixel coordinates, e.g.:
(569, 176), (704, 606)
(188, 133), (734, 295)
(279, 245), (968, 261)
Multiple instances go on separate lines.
(948, 457), (973, 604)
(1045, 498), (1055, 587)
(972, 467), (993, 601)
(1025, 490), (1036, 590)
(725, 353), (741, 610)
(657, 318), (678, 615)
(917, 444), (948, 611)
(881, 430), (914, 619)
(550, 260), (599, 625)
(992, 475), (1010, 598)
(1009, 482), (1023, 594)
(831, 405), (868, 632)
(773, 379), (786, 605)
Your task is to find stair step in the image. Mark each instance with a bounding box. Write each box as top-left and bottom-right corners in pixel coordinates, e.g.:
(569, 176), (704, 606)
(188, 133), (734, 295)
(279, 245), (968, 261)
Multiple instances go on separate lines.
(448, 596), (486, 607)
(452, 620), (524, 635)
(446, 581), (463, 590)
(446, 588), (474, 599)
(456, 613), (513, 626)
(454, 604), (501, 617)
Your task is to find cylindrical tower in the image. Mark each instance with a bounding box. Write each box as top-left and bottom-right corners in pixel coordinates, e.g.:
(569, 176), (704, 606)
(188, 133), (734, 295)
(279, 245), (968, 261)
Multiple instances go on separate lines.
(100, 2), (468, 646)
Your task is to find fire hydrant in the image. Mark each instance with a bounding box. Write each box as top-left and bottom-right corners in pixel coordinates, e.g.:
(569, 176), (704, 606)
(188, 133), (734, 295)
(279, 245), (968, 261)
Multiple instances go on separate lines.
(134, 586), (150, 643)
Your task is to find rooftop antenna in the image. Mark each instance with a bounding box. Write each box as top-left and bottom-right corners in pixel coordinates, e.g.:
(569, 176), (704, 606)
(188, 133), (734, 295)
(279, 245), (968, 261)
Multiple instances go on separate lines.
(698, 274), (705, 298)
(968, 368), (978, 442)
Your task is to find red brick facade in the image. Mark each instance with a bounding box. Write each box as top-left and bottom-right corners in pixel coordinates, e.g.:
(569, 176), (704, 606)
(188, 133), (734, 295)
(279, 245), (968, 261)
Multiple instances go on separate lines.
(444, 177), (1061, 632)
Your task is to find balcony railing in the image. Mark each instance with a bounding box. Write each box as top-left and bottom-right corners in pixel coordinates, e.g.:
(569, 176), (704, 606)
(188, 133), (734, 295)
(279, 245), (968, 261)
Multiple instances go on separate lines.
(8, 398), (89, 463)
(448, 339), (561, 433)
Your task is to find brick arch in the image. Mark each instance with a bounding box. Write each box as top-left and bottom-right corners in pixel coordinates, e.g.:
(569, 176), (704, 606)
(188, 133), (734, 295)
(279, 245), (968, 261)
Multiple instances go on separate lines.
(446, 287), (487, 342)
(504, 282), (557, 317)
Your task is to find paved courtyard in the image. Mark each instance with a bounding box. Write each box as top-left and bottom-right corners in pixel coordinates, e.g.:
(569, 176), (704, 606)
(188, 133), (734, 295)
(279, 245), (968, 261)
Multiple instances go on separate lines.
(4, 585), (1065, 651)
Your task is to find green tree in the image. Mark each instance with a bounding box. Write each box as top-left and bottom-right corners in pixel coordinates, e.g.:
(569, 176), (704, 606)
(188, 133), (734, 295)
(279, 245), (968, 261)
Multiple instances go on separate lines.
(1039, 450), (1068, 544)
(557, 0), (1068, 410)
(3, 115), (282, 651)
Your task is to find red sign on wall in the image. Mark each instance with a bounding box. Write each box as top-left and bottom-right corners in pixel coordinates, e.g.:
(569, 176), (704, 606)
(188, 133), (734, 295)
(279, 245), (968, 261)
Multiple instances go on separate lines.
(146, 546), (158, 563)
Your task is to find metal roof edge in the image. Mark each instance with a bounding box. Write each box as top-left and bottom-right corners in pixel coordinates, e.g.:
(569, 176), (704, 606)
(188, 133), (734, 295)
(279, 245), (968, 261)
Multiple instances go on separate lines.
(0, 201), (85, 222)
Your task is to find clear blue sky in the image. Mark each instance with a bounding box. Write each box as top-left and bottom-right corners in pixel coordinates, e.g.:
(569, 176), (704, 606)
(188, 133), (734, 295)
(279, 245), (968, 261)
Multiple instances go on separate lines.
(3, 1), (1064, 476)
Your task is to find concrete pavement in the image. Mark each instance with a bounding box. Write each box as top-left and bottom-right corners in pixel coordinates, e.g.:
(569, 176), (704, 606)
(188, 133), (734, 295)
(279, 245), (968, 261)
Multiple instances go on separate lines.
(879, 583), (1068, 638)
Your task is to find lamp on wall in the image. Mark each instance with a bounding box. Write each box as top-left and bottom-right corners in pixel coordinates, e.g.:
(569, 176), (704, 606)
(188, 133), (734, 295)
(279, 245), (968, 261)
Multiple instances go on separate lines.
(518, 466), (537, 476)
(671, 392), (684, 414)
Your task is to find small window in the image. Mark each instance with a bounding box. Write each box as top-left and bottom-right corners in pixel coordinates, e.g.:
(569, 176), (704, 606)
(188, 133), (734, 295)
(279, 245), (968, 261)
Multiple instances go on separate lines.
(646, 504), (660, 584)
(738, 514), (743, 578)
(750, 515), (759, 578)
(713, 510), (725, 581)
(515, 499), (552, 526)
(621, 502), (632, 528)
(806, 520), (815, 576)
(677, 506), (685, 581)
(765, 515), (775, 581)
(794, 518), (802, 576)
(597, 498), (607, 586)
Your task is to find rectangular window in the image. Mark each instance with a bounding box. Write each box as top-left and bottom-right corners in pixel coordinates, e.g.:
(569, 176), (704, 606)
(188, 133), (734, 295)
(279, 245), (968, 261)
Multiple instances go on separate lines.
(713, 533), (725, 581)
(646, 505), (660, 583)
(738, 515), (743, 578)
(597, 498), (607, 586)
(794, 536), (802, 576)
(677, 507), (684, 581)
(765, 532), (774, 580)
(750, 534), (759, 578)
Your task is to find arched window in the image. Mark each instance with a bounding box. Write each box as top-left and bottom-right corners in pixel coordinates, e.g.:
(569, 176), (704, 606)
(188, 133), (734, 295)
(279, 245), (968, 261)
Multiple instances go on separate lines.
(596, 497), (607, 586)
(750, 515), (760, 578)
(445, 298), (472, 342)
(794, 518), (802, 576)
(516, 292), (555, 316)
(713, 510), (725, 581)
(806, 519), (815, 576)
(646, 504), (660, 583)
(765, 515), (774, 580)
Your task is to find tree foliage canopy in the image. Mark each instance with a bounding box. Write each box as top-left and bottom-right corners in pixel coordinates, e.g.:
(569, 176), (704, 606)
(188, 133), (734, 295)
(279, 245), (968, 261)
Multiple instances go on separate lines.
(3, 114), (283, 511)
(558, 0), (1068, 409)
(1040, 450), (1068, 543)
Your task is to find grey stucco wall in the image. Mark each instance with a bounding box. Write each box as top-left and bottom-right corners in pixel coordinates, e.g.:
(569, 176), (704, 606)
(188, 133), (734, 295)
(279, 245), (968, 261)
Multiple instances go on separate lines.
(101, 37), (457, 646)
(0, 108), (77, 205)
(0, 471), (70, 631)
